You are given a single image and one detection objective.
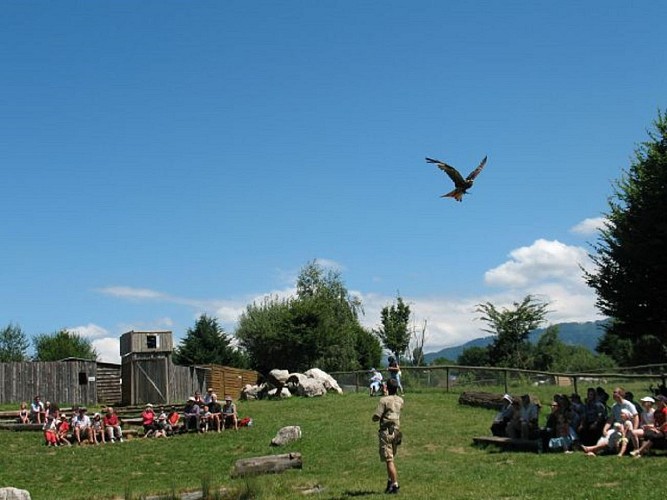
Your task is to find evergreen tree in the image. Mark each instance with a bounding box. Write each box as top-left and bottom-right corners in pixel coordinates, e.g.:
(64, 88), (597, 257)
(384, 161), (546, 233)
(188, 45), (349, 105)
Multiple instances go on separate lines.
(173, 314), (247, 367)
(585, 111), (667, 365)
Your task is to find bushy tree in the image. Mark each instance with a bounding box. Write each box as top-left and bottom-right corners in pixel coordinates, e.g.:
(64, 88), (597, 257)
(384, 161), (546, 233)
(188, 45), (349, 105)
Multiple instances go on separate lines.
(477, 295), (550, 369)
(375, 296), (411, 362)
(457, 346), (490, 367)
(236, 261), (375, 373)
(173, 314), (247, 367)
(33, 329), (97, 361)
(533, 325), (616, 372)
(585, 111), (667, 365)
(0, 323), (30, 362)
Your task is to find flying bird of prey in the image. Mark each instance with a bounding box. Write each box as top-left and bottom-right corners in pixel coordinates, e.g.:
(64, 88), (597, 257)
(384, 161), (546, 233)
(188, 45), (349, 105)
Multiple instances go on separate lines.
(425, 155), (488, 202)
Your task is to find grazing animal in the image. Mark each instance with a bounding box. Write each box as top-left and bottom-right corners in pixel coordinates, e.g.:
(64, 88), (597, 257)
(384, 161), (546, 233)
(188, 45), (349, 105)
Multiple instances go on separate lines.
(425, 155), (488, 202)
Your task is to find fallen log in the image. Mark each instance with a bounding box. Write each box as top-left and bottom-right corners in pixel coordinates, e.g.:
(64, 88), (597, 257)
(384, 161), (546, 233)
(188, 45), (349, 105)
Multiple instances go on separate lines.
(231, 452), (302, 477)
(458, 391), (506, 410)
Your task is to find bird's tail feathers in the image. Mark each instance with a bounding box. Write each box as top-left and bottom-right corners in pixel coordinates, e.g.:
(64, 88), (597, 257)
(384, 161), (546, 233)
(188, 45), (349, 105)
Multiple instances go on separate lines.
(441, 189), (464, 202)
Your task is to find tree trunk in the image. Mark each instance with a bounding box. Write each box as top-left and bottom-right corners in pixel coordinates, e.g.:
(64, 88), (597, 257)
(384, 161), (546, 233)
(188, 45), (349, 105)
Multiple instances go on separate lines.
(458, 391), (506, 410)
(231, 452), (303, 477)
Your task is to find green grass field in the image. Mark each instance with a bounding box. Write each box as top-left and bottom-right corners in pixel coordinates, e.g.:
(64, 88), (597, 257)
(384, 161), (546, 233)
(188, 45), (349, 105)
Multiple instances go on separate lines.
(0, 385), (662, 499)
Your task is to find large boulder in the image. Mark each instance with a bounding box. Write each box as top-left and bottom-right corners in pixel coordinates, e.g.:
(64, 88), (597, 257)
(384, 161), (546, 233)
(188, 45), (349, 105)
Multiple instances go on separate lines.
(267, 387), (292, 398)
(270, 425), (302, 446)
(304, 368), (343, 394)
(0, 488), (31, 500)
(286, 374), (327, 397)
(267, 369), (290, 386)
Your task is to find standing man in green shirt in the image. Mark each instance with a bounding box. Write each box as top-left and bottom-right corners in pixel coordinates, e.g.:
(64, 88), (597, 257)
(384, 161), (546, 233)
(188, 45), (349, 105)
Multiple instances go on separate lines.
(372, 378), (404, 494)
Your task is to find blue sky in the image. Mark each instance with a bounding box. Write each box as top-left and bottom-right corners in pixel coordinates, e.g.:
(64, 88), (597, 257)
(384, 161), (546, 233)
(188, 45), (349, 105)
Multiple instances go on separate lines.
(2, 1), (665, 364)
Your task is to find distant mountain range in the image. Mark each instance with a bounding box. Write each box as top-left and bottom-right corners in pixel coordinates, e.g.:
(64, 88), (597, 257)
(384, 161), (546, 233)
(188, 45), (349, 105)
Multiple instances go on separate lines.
(423, 320), (608, 364)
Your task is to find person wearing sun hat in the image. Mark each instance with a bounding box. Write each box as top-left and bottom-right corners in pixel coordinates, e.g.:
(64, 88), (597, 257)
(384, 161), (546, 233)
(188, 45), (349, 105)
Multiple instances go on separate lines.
(491, 394), (514, 437)
(222, 395), (238, 431)
(631, 394), (667, 457)
(628, 396), (656, 450)
(142, 403), (156, 438)
(183, 396), (201, 432)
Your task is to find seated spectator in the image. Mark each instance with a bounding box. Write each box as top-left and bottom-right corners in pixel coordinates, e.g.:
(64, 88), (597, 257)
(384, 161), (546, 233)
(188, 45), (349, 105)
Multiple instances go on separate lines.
(154, 408), (168, 438)
(56, 413), (72, 446)
(625, 391), (642, 416)
(602, 387), (639, 437)
(629, 396), (655, 450)
(200, 405), (212, 433)
(544, 397), (575, 453)
(142, 404), (156, 438)
(183, 397), (201, 432)
(369, 368), (384, 397)
(72, 407), (94, 445)
(44, 401), (54, 421)
(203, 387), (215, 405)
(103, 407), (123, 443)
(631, 394), (667, 458)
(18, 402), (30, 424)
(570, 393), (584, 432)
(491, 394), (515, 437)
(193, 390), (204, 406)
(91, 413), (106, 444)
(208, 394), (222, 432)
(582, 421), (628, 457)
(166, 406), (181, 435)
(508, 394), (539, 440)
(579, 387), (607, 446)
(30, 395), (45, 424)
(222, 395), (238, 431)
(43, 415), (58, 447)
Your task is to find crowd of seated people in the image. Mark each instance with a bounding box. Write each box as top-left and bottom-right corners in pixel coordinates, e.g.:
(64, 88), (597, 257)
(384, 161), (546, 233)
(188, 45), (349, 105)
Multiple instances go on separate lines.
(489, 386), (667, 456)
(25, 386), (244, 447)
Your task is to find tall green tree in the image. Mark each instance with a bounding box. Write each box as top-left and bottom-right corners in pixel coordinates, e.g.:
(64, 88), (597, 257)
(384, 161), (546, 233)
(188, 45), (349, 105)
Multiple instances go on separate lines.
(477, 295), (550, 369)
(375, 296), (411, 362)
(236, 261), (375, 373)
(33, 329), (97, 361)
(585, 111), (667, 365)
(0, 323), (30, 362)
(173, 314), (247, 367)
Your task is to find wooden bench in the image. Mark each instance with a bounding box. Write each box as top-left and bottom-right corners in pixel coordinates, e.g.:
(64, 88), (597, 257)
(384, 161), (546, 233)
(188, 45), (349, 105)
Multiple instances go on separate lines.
(472, 436), (541, 453)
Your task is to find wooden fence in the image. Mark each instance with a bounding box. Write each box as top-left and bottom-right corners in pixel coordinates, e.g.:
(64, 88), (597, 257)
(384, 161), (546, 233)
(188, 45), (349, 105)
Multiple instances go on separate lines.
(331, 364), (667, 395)
(0, 360), (257, 407)
(0, 360), (99, 405)
(204, 364), (260, 400)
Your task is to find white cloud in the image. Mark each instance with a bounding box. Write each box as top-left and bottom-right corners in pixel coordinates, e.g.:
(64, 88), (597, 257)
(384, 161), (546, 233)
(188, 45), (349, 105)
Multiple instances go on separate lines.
(97, 286), (167, 300)
(94, 247), (602, 359)
(67, 324), (120, 364)
(92, 337), (121, 364)
(484, 239), (589, 288)
(68, 323), (110, 340)
(571, 217), (606, 236)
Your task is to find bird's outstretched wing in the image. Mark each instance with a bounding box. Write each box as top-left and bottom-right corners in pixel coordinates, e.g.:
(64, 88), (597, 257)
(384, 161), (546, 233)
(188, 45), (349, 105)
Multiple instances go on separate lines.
(425, 157), (467, 188)
(465, 156), (488, 182)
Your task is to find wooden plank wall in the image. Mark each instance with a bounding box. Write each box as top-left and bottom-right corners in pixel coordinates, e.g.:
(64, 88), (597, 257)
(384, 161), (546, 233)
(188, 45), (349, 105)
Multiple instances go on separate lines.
(0, 361), (98, 405)
(204, 365), (260, 400)
(169, 365), (209, 404)
(96, 362), (122, 405)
